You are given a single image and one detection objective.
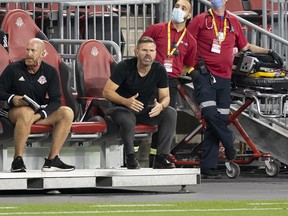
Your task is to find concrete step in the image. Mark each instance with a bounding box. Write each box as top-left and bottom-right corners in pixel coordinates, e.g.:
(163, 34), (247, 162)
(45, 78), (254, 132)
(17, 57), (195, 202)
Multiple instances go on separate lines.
(0, 168), (200, 190)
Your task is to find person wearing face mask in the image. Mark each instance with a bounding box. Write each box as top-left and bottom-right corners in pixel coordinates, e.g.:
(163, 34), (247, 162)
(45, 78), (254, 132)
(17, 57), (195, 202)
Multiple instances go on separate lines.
(141, 0), (197, 166)
(142, 0), (196, 108)
(187, 0), (283, 179)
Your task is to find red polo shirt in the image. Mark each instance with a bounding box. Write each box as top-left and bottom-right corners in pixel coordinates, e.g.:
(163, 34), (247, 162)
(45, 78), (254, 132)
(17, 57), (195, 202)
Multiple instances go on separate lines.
(187, 10), (248, 78)
(142, 22), (197, 78)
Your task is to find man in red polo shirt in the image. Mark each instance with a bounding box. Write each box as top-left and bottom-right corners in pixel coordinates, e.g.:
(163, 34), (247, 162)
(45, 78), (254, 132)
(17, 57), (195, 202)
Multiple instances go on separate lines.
(141, 0), (197, 165)
(142, 0), (196, 108)
(187, 0), (283, 178)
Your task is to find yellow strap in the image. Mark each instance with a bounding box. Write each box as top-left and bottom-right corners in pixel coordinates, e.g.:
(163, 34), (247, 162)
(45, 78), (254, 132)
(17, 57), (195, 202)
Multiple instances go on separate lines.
(209, 8), (227, 43)
(167, 21), (187, 57)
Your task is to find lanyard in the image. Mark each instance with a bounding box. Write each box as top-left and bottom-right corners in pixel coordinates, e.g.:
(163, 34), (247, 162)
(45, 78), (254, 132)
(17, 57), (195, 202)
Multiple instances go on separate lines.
(167, 21), (186, 57)
(209, 9), (227, 43)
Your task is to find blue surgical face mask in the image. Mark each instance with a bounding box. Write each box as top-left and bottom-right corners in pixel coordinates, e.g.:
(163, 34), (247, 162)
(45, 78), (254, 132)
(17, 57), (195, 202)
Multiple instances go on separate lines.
(211, 0), (225, 9)
(171, 8), (186, 24)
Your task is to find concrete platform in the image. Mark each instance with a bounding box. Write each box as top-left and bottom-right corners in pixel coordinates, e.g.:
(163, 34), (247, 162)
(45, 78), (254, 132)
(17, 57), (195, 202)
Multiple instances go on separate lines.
(0, 168), (200, 190)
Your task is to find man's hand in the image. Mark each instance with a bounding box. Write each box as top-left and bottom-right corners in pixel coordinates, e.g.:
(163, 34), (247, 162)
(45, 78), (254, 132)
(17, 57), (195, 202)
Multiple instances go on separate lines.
(12, 95), (28, 107)
(149, 99), (163, 118)
(126, 93), (144, 112)
(269, 49), (284, 67)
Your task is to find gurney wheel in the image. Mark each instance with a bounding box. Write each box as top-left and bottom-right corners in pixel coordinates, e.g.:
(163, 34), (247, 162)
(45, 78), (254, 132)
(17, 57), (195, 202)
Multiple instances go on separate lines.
(225, 162), (240, 179)
(265, 160), (280, 177)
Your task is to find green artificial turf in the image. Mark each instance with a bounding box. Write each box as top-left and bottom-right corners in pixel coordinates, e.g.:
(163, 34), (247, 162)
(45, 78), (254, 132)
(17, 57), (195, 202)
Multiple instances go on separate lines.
(0, 200), (288, 216)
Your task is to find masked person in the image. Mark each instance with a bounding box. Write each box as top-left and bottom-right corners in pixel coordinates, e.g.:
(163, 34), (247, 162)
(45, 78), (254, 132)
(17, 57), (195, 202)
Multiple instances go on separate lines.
(187, 0), (283, 178)
(141, 0), (197, 164)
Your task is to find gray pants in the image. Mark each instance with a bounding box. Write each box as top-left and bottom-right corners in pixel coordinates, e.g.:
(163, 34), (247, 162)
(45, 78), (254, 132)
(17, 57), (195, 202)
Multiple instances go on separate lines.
(106, 106), (177, 155)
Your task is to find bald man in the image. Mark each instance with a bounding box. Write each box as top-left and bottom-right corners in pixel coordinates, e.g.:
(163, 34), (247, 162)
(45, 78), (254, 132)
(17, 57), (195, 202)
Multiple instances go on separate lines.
(0, 38), (75, 172)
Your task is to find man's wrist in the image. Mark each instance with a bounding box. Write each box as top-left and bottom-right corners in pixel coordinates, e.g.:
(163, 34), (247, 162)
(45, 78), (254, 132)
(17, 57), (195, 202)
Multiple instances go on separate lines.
(161, 103), (165, 110)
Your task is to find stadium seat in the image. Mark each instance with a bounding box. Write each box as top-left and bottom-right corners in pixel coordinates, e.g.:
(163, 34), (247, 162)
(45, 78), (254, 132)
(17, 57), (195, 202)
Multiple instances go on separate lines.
(75, 39), (157, 136)
(226, 0), (260, 24)
(1, 9), (48, 61)
(249, 0), (279, 23)
(0, 44), (12, 73)
(42, 40), (107, 140)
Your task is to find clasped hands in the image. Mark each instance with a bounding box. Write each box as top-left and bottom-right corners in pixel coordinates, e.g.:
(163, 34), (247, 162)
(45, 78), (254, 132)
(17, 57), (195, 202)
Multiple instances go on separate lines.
(126, 93), (163, 117)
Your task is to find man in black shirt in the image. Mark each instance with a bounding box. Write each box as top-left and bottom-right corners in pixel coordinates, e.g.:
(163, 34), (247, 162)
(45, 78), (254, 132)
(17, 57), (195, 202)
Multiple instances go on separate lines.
(103, 36), (177, 169)
(0, 38), (75, 172)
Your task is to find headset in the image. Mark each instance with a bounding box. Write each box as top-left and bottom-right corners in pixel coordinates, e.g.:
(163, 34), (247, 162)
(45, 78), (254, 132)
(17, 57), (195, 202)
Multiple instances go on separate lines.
(205, 11), (234, 33)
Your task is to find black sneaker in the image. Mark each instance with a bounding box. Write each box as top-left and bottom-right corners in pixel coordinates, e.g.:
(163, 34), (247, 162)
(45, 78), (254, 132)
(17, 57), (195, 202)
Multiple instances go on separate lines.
(41, 156), (75, 172)
(11, 156), (26, 172)
(201, 168), (221, 179)
(126, 154), (140, 169)
(153, 154), (176, 169)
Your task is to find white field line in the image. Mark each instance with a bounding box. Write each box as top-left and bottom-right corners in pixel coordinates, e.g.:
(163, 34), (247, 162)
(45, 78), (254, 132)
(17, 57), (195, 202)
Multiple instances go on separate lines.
(0, 207), (285, 215)
(248, 202), (288, 206)
(0, 207), (17, 209)
(90, 204), (176, 207)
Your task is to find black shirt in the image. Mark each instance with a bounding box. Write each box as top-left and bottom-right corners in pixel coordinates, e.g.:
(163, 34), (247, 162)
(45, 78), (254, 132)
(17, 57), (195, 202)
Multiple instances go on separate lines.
(110, 57), (168, 109)
(0, 60), (61, 119)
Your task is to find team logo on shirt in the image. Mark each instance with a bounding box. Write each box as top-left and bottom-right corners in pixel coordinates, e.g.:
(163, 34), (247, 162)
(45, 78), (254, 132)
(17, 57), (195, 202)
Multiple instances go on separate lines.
(180, 41), (188, 46)
(91, 47), (99, 56)
(37, 75), (47, 85)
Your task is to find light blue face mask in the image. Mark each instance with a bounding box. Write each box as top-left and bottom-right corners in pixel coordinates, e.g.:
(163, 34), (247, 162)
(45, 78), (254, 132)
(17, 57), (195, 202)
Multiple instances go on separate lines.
(171, 8), (186, 23)
(211, 0), (225, 9)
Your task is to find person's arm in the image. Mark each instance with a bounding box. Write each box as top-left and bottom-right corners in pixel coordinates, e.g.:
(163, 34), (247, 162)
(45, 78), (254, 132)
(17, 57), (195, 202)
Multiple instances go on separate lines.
(149, 87), (170, 118)
(158, 87), (170, 109)
(242, 43), (269, 54)
(103, 79), (144, 112)
(242, 43), (283, 67)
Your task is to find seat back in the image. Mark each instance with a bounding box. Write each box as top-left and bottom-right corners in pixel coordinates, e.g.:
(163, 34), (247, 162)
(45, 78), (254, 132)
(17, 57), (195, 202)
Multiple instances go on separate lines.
(75, 39), (116, 98)
(226, 0), (245, 12)
(249, 0), (278, 11)
(42, 41), (80, 120)
(0, 44), (12, 74)
(1, 9), (48, 61)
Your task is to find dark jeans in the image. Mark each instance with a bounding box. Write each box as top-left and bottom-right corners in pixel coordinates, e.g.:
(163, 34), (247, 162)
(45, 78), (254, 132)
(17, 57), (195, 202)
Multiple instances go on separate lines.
(192, 70), (234, 169)
(150, 78), (178, 152)
(106, 106), (177, 155)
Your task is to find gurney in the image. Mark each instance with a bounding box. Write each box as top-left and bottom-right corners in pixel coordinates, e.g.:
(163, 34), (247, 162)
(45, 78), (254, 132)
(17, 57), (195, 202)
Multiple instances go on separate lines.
(170, 51), (288, 178)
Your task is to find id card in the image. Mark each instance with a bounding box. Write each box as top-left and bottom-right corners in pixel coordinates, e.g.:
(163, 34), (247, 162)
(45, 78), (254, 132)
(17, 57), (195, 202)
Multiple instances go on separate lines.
(164, 58), (173, 73)
(218, 32), (224, 41)
(211, 39), (221, 54)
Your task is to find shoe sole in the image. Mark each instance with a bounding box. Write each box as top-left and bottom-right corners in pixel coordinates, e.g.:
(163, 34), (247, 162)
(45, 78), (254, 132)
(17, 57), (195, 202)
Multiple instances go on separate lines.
(153, 165), (176, 169)
(10, 168), (26, 172)
(127, 166), (140, 169)
(42, 167), (75, 172)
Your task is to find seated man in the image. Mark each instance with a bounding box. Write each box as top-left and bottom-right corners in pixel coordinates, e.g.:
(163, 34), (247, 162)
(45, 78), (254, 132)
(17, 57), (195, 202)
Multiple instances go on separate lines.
(0, 38), (75, 172)
(103, 36), (177, 169)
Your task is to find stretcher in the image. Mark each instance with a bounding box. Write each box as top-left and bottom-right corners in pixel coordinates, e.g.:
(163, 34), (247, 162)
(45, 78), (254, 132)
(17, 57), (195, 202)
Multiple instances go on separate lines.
(170, 52), (288, 178)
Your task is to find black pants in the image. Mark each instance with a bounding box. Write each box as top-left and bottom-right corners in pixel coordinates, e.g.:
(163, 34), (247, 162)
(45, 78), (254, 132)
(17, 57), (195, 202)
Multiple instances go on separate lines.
(106, 106), (177, 155)
(150, 78), (178, 153)
(192, 70), (235, 169)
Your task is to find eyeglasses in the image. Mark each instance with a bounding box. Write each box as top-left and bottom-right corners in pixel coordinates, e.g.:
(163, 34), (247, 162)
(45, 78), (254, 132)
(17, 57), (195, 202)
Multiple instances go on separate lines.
(171, 42), (179, 56)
